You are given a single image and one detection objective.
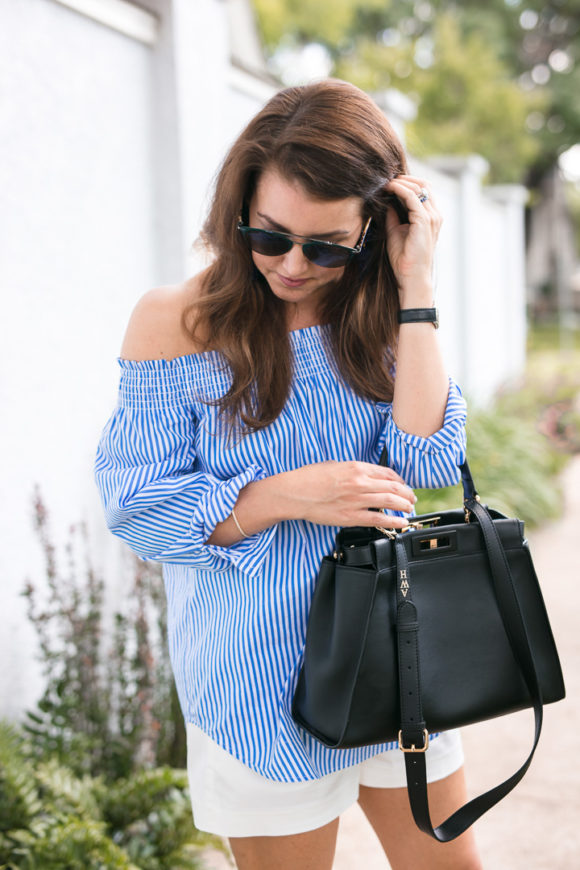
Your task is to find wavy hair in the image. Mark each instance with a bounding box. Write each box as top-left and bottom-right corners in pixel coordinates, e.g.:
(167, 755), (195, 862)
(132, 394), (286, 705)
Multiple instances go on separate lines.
(183, 79), (408, 432)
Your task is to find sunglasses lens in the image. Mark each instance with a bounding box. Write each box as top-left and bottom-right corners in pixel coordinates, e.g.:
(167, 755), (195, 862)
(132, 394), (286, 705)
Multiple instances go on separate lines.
(243, 229), (292, 257)
(239, 225), (355, 268)
(303, 244), (352, 268)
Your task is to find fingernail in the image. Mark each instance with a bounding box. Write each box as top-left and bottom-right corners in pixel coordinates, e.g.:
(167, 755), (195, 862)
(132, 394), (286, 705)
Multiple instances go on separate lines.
(413, 495), (418, 503)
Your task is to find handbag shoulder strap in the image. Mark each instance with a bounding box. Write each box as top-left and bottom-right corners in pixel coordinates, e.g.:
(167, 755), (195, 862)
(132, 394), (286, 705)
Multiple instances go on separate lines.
(379, 445), (478, 505)
(395, 498), (544, 842)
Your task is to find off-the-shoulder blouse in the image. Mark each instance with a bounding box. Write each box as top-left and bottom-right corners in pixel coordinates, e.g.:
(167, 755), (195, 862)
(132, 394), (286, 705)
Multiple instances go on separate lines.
(94, 324), (467, 782)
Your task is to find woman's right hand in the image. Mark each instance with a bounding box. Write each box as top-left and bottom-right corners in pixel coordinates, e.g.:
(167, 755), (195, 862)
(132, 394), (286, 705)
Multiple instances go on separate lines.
(282, 460), (416, 529)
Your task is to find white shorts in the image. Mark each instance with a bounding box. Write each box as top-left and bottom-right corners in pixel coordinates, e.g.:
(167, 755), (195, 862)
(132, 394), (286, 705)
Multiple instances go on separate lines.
(186, 723), (464, 838)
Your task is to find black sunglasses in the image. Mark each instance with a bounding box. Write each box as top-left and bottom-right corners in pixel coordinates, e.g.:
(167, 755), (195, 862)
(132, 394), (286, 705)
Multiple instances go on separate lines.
(237, 216), (372, 269)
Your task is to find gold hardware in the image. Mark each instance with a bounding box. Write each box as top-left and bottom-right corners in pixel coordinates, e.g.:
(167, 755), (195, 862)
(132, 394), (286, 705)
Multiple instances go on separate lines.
(398, 729), (430, 753)
(375, 527), (397, 539)
(464, 496), (481, 523)
(401, 516), (441, 532)
(429, 538), (438, 549)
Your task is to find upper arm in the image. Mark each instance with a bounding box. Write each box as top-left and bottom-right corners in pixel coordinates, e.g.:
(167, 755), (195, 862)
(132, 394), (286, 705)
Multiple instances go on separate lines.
(120, 274), (207, 361)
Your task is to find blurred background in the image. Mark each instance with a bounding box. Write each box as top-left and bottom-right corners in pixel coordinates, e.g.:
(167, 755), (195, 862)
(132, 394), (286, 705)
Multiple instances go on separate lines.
(0, 1), (578, 868)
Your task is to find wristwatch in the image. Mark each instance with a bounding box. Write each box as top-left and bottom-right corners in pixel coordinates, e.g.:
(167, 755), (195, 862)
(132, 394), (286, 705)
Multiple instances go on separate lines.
(397, 307), (439, 329)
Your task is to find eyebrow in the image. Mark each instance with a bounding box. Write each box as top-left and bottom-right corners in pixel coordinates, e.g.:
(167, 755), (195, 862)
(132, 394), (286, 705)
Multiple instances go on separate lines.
(256, 211), (351, 240)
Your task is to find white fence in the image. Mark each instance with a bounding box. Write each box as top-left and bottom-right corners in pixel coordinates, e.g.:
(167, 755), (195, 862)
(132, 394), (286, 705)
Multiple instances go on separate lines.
(0, 0), (527, 718)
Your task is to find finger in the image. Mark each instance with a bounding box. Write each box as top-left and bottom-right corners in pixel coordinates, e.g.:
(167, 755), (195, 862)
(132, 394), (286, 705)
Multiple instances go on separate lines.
(364, 492), (415, 513)
(388, 177), (437, 209)
(393, 174), (431, 192)
(385, 179), (430, 218)
(356, 511), (409, 530)
(364, 479), (416, 502)
(365, 476), (416, 503)
(362, 463), (408, 484)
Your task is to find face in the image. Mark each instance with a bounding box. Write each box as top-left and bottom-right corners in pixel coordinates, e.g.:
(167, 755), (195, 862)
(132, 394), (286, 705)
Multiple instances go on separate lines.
(248, 167), (365, 325)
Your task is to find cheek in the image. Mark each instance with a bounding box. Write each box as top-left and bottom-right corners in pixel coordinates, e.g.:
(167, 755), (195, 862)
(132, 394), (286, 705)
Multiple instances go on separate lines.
(320, 264), (346, 283)
(252, 251), (279, 273)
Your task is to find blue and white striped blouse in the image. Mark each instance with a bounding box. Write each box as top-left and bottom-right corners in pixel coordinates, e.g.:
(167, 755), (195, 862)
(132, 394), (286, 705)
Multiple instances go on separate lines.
(94, 324), (467, 782)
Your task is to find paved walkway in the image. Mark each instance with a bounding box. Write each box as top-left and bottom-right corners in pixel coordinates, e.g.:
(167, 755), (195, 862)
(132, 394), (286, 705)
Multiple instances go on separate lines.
(202, 455), (580, 869)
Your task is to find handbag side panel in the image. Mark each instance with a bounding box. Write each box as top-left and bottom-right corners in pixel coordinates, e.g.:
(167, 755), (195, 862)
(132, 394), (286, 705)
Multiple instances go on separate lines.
(334, 565), (400, 747)
(292, 558), (379, 748)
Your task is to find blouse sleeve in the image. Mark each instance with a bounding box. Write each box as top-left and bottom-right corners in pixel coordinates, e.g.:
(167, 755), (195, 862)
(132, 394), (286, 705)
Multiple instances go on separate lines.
(377, 377), (467, 488)
(94, 359), (277, 577)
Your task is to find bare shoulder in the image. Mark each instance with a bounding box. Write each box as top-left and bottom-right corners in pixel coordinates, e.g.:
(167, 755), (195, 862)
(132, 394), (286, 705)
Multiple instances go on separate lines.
(120, 271), (210, 361)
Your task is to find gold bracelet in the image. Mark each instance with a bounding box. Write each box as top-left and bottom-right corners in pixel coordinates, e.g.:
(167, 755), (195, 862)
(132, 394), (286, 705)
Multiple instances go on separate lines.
(231, 506), (250, 538)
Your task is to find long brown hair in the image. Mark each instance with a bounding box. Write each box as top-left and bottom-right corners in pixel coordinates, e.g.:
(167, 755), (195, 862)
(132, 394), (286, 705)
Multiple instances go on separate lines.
(183, 79), (408, 432)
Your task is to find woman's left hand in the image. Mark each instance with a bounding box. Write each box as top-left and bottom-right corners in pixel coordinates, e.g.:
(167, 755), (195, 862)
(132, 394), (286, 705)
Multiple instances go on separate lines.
(384, 174), (442, 306)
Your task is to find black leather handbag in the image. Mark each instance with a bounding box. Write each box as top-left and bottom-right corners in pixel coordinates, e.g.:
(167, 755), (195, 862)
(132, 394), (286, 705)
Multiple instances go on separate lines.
(292, 452), (565, 841)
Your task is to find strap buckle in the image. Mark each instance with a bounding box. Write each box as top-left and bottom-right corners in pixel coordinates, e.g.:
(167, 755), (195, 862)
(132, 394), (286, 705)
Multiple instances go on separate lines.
(398, 729), (430, 753)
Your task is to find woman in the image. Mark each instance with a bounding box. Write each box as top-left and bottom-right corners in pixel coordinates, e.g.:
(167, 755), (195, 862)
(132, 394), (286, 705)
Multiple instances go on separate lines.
(95, 80), (482, 869)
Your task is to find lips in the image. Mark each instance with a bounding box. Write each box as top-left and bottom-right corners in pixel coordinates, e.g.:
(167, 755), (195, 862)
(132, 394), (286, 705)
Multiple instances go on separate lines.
(278, 274), (308, 288)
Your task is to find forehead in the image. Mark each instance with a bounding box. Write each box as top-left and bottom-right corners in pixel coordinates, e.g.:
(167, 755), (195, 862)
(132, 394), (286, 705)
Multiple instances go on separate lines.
(252, 167), (363, 232)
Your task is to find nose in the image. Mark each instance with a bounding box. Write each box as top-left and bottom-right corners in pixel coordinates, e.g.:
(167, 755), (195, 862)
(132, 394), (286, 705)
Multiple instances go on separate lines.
(280, 241), (310, 275)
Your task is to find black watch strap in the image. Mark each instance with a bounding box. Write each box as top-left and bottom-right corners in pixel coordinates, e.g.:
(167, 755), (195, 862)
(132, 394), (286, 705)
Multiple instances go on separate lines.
(398, 307), (439, 328)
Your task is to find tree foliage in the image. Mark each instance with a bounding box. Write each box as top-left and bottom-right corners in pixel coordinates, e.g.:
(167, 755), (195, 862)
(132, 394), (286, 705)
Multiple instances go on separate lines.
(251, 0), (580, 185)
(336, 13), (545, 182)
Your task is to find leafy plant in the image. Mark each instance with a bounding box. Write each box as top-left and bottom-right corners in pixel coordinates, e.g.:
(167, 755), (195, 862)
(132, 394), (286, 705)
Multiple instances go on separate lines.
(97, 768), (213, 870)
(21, 493), (185, 782)
(416, 326), (580, 523)
(0, 722), (214, 870)
(415, 402), (563, 522)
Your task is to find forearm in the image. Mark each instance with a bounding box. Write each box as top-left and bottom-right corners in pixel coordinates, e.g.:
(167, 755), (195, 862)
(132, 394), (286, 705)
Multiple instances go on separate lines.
(205, 471), (295, 547)
(391, 283), (449, 437)
(205, 459), (417, 547)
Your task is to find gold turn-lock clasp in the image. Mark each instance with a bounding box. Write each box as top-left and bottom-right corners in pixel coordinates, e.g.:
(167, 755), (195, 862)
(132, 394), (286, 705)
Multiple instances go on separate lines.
(398, 729), (430, 753)
(400, 516), (441, 533)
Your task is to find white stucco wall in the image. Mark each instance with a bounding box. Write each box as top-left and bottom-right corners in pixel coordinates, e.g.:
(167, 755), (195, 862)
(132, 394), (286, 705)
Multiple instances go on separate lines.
(0, 0), (158, 715)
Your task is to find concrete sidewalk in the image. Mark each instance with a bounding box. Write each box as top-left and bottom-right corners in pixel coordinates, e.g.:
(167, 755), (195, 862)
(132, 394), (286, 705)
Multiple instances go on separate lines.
(201, 456), (579, 869)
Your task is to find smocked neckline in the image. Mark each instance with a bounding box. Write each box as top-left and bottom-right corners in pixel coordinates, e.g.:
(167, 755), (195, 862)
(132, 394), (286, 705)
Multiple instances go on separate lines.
(117, 323), (326, 370)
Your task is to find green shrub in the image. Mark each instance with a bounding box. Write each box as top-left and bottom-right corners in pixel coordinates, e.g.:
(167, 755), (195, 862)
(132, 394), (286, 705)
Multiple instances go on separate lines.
(416, 326), (580, 526)
(97, 768), (208, 870)
(21, 494), (185, 782)
(0, 722), (135, 870)
(0, 723), (213, 870)
(10, 501), (223, 869)
(416, 403), (563, 523)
